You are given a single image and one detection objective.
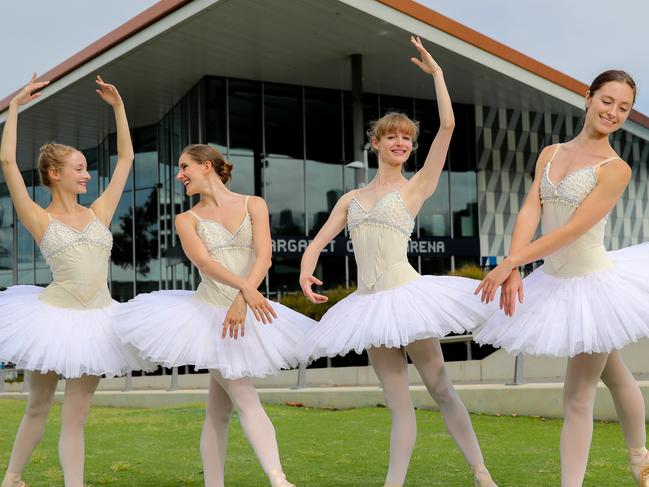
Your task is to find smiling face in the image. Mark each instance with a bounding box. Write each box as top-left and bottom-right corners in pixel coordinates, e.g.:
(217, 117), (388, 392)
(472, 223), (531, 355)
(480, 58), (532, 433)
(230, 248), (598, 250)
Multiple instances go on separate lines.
(585, 80), (635, 135)
(371, 130), (414, 167)
(176, 154), (208, 196)
(47, 150), (91, 194)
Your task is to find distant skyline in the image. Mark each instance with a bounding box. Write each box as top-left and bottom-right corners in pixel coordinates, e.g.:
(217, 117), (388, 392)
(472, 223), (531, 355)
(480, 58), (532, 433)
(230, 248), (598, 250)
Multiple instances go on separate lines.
(0, 0), (647, 117)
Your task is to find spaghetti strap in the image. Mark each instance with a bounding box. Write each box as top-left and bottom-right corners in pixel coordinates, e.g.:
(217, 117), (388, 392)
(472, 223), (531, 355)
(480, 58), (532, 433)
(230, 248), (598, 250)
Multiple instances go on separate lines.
(46, 212), (53, 221)
(88, 207), (97, 220)
(547, 144), (562, 163)
(187, 210), (201, 221)
(244, 195), (251, 215)
(594, 155), (620, 168)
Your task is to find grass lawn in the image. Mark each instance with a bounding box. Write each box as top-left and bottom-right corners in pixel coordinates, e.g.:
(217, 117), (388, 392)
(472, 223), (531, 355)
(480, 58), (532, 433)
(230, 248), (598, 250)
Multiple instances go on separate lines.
(0, 399), (634, 486)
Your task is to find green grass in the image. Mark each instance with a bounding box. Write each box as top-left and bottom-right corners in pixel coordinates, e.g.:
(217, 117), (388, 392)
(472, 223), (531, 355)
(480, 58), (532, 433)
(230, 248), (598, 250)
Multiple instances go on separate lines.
(0, 399), (634, 486)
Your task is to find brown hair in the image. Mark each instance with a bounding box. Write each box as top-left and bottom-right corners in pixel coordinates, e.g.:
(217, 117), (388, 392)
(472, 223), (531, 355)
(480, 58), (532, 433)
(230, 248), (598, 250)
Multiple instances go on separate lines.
(181, 144), (233, 183)
(367, 112), (420, 153)
(38, 142), (77, 187)
(588, 70), (637, 104)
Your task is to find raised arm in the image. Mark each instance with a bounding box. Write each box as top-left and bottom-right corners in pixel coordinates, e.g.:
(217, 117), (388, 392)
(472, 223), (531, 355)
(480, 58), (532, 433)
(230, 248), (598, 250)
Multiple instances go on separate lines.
(91, 76), (134, 225)
(0, 75), (50, 239)
(477, 158), (630, 303)
(175, 212), (276, 323)
(299, 190), (356, 303)
(402, 36), (454, 211)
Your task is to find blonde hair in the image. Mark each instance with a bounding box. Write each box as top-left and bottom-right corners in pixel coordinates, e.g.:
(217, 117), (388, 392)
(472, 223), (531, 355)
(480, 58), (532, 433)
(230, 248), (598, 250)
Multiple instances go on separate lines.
(38, 142), (77, 187)
(367, 112), (420, 153)
(181, 144), (233, 183)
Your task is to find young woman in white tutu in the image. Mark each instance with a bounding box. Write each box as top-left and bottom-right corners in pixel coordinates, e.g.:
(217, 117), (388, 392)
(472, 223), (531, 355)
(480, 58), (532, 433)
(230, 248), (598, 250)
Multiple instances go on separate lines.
(474, 70), (649, 486)
(114, 144), (312, 487)
(298, 37), (497, 487)
(0, 75), (150, 487)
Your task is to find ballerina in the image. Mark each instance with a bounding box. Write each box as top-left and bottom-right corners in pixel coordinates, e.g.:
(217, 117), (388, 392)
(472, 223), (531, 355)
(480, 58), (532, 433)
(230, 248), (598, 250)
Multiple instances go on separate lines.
(474, 70), (649, 487)
(298, 37), (497, 487)
(114, 144), (313, 487)
(0, 75), (150, 487)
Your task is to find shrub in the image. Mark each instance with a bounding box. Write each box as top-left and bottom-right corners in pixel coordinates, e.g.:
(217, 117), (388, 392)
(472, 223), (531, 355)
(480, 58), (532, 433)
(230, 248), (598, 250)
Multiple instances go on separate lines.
(448, 263), (486, 280)
(279, 285), (357, 321)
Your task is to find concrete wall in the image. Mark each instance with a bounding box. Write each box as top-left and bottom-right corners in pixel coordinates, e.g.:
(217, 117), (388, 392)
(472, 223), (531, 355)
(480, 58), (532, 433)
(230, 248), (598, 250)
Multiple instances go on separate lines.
(3, 339), (648, 393)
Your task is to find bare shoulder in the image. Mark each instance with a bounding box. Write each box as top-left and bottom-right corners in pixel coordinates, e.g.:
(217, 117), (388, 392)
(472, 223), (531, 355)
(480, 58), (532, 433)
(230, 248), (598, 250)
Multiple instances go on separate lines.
(175, 210), (197, 226)
(246, 195), (268, 212)
(537, 144), (559, 165)
(599, 158), (632, 184)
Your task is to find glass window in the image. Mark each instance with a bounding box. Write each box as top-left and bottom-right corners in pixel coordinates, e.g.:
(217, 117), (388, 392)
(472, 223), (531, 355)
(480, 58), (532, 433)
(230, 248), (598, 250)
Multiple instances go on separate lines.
(228, 79), (259, 196)
(450, 107), (478, 237)
(415, 98), (451, 237)
(134, 187), (160, 293)
(263, 83), (305, 234)
(305, 88), (344, 235)
(110, 190), (135, 301)
(0, 179), (13, 288)
(133, 125), (158, 190)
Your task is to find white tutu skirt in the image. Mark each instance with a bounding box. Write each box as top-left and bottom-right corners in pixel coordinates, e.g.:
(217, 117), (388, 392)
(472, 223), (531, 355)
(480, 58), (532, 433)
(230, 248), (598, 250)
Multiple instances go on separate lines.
(298, 275), (496, 361)
(114, 290), (315, 379)
(474, 243), (649, 357)
(0, 285), (152, 378)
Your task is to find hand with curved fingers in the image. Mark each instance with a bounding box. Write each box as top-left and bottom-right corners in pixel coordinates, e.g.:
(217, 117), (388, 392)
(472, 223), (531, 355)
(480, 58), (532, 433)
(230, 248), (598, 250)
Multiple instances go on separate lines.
(222, 293), (248, 339)
(500, 270), (524, 317)
(240, 285), (277, 324)
(300, 274), (328, 304)
(95, 75), (123, 107)
(11, 74), (49, 107)
(410, 35), (442, 76)
(474, 260), (514, 304)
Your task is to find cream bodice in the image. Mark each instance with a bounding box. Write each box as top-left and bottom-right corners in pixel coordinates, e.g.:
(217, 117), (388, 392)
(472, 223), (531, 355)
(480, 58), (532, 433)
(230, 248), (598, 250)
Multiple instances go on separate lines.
(38, 212), (113, 309)
(189, 208), (255, 307)
(347, 191), (419, 293)
(539, 147), (619, 277)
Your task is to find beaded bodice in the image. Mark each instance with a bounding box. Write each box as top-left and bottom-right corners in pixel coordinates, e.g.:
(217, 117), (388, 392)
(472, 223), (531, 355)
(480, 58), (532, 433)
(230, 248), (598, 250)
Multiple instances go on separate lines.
(40, 218), (112, 260)
(37, 215), (113, 309)
(540, 164), (601, 212)
(347, 191), (415, 237)
(195, 215), (254, 257)
(347, 191), (419, 293)
(538, 149), (618, 278)
(190, 209), (255, 307)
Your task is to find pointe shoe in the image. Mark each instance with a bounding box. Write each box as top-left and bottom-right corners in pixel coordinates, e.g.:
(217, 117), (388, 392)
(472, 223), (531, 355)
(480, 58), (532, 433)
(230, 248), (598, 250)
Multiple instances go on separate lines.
(473, 465), (497, 487)
(629, 451), (649, 486)
(269, 469), (296, 487)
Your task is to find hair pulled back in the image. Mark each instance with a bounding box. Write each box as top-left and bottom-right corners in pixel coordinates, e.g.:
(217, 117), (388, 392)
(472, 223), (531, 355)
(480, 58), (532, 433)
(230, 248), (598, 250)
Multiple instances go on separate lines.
(181, 144), (233, 183)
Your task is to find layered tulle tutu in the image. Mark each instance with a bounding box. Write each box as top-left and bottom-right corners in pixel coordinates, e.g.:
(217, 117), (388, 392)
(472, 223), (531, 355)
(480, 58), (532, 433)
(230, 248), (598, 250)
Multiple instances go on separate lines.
(474, 243), (649, 357)
(298, 275), (496, 361)
(114, 290), (315, 379)
(0, 285), (152, 378)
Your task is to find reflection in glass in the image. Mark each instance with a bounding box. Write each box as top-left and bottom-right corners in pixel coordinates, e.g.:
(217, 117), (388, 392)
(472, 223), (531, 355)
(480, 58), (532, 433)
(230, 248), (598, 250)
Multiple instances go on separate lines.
(111, 191), (135, 301)
(135, 188), (160, 293)
(264, 84), (305, 234)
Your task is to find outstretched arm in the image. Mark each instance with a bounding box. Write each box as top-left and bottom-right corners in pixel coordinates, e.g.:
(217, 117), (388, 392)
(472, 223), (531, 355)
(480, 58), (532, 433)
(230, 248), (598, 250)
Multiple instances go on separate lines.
(0, 74), (50, 240)
(402, 36), (454, 213)
(91, 76), (134, 225)
(299, 191), (356, 303)
(477, 158), (630, 303)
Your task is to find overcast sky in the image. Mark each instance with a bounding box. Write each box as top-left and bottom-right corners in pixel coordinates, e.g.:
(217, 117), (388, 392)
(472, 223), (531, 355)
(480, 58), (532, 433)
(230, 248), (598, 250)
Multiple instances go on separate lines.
(1, 0), (647, 115)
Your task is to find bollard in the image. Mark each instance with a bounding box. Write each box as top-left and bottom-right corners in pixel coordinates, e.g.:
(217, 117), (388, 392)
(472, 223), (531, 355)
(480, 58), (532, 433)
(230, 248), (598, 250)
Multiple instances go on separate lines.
(169, 367), (179, 391)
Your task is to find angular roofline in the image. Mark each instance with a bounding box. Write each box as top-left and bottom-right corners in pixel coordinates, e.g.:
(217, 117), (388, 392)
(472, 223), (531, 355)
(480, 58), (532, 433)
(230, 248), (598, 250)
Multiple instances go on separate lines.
(1, 0), (647, 128)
